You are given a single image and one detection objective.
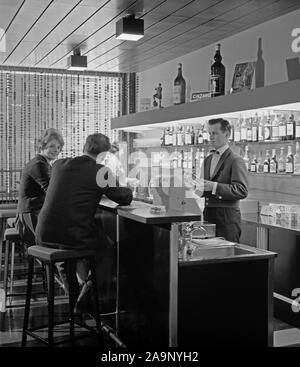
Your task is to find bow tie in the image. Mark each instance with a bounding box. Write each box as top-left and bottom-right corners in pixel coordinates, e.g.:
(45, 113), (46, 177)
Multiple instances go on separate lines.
(210, 149), (220, 155)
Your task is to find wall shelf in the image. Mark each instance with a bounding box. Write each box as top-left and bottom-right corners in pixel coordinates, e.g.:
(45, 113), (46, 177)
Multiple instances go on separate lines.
(112, 79), (300, 130)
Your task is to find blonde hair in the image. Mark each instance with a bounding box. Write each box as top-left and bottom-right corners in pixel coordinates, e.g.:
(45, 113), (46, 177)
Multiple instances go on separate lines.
(37, 128), (64, 152)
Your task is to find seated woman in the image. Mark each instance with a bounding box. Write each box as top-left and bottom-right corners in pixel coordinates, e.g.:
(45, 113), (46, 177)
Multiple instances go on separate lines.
(16, 128), (64, 246)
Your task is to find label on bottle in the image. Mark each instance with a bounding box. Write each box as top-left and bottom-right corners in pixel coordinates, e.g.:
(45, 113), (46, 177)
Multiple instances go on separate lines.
(278, 162), (285, 173)
(270, 162), (277, 173)
(185, 134), (191, 145)
(198, 136), (203, 144)
(173, 85), (181, 104)
(203, 132), (208, 142)
(264, 127), (270, 140)
(235, 131), (241, 142)
(279, 125), (286, 138)
(172, 134), (177, 146)
(247, 129), (252, 141)
(252, 127), (257, 141)
(263, 164), (269, 173)
(241, 128), (247, 141)
(272, 126), (279, 139)
(258, 127), (263, 141)
(210, 74), (224, 96)
(177, 133), (182, 146)
(250, 164), (256, 172)
(286, 162), (293, 173)
(287, 123), (293, 136)
(296, 125), (300, 138)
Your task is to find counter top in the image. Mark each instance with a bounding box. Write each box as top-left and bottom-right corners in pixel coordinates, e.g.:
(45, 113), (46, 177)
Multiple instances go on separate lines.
(242, 213), (300, 233)
(99, 198), (201, 224)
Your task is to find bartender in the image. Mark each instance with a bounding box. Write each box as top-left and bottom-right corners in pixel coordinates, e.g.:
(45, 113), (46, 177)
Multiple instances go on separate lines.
(195, 118), (248, 243)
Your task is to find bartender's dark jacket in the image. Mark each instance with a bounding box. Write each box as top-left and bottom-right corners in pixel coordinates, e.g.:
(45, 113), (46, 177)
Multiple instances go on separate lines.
(35, 155), (132, 250)
(202, 147), (248, 243)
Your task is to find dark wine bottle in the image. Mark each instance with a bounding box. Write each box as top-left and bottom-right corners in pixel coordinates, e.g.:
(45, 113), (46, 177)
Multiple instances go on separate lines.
(210, 44), (225, 97)
(173, 63), (186, 105)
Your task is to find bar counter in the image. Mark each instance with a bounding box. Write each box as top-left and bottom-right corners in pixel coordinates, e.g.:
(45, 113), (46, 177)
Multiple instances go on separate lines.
(98, 198), (276, 347)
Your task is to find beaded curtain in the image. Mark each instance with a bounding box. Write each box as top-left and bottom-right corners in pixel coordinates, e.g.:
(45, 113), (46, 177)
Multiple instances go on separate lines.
(0, 70), (123, 203)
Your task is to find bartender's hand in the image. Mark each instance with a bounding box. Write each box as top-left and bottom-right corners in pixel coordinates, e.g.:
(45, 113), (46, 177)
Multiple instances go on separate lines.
(203, 180), (214, 191)
(189, 177), (214, 192)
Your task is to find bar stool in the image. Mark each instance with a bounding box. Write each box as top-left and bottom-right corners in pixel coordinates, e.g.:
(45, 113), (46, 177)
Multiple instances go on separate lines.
(22, 245), (102, 347)
(6, 217), (16, 228)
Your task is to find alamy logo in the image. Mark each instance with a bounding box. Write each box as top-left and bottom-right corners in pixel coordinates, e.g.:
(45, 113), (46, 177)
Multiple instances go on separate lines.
(291, 288), (300, 313)
(291, 28), (300, 53)
(0, 28), (6, 52)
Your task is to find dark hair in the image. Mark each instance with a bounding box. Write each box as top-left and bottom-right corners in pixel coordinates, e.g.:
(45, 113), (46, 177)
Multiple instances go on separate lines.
(83, 133), (111, 156)
(208, 118), (231, 135)
(37, 128), (64, 152)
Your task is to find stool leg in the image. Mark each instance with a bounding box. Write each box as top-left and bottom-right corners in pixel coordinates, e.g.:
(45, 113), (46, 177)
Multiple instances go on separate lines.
(67, 261), (75, 346)
(9, 242), (15, 304)
(0, 238), (3, 283)
(21, 256), (34, 346)
(89, 258), (102, 346)
(0, 240), (10, 331)
(47, 263), (55, 347)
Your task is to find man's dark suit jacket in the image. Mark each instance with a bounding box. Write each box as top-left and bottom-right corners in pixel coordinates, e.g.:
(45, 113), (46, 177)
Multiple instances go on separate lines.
(35, 155), (133, 250)
(17, 154), (51, 213)
(203, 147), (248, 242)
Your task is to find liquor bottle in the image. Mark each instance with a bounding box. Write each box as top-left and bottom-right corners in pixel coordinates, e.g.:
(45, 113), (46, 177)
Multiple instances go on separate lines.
(278, 114), (287, 141)
(187, 148), (193, 169)
(202, 123), (209, 144)
(229, 122), (234, 141)
(247, 117), (253, 142)
(264, 112), (271, 141)
(164, 127), (169, 145)
(199, 148), (205, 170)
(256, 151), (264, 173)
(173, 63), (186, 105)
(243, 146), (250, 171)
(278, 147), (285, 174)
(177, 126), (183, 146)
(172, 126), (177, 146)
(191, 126), (195, 145)
(250, 154), (257, 172)
(295, 117), (300, 140)
(173, 149), (178, 169)
(197, 127), (204, 145)
(269, 149), (278, 173)
(294, 142), (300, 175)
(210, 43), (225, 97)
(252, 115), (258, 142)
(185, 125), (192, 145)
(286, 145), (294, 174)
(178, 150), (183, 168)
(271, 113), (280, 141)
(241, 116), (248, 142)
(183, 150), (188, 169)
(234, 118), (241, 142)
(161, 128), (166, 146)
(168, 126), (173, 145)
(286, 113), (295, 140)
(263, 150), (270, 173)
(258, 113), (264, 141)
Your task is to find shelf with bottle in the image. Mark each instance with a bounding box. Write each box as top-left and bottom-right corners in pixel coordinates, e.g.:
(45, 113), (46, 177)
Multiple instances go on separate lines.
(243, 141), (300, 176)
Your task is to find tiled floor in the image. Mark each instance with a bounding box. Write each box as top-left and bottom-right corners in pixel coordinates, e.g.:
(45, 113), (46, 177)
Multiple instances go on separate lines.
(1, 253), (300, 347)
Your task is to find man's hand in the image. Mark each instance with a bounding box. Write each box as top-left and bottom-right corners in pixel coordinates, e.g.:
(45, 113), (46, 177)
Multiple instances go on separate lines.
(203, 180), (214, 191)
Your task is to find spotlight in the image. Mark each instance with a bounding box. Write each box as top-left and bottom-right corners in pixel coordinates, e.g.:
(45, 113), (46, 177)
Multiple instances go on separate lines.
(116, 15), (144, 41)
(67, 49), (87, 71)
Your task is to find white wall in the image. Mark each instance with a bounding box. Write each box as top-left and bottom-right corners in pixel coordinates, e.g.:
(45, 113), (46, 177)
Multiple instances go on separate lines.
(138, 8), (300, 108)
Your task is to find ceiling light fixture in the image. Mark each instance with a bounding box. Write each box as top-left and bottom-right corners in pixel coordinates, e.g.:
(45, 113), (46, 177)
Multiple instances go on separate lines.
(116, 14), (144, 41)
(67, 49), (87, 71)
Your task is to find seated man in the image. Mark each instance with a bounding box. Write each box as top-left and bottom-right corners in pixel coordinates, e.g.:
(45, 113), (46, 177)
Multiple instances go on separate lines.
(35, 133), (133, 313)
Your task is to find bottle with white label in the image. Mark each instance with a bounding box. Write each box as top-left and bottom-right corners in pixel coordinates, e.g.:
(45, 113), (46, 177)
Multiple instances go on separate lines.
(271, 113), (280, 141)
(173, 63), (186, 105)
(278, 147), (285, 174)
(269, 149), (278, 174)
(252, 115), (258, 142)
(263, 150), (270, 173)
(286, 113), (295, 140)
(243, 146), (250, 171)
(264, 113), (271, 141)
(285, 145), (294, 174)
(234, 118), (241, 142)
(241, 116), (248, 142)
(256, 151), (264, 173)
(258, 113), (265, 141)
(295, 117), (300, 140)
(250, 154), (257, 172)
(278, 114), (287, 141)
(294, 142), (300, 175)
